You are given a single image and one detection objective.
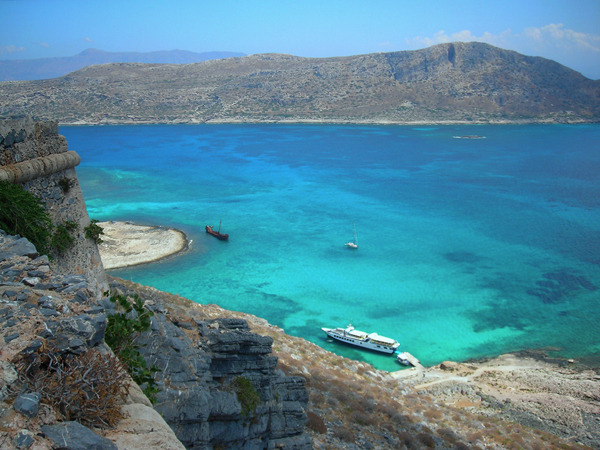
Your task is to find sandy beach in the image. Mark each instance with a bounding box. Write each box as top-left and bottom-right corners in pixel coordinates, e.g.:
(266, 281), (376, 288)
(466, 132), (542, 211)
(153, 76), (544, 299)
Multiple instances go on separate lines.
(98, 221), (188, 269)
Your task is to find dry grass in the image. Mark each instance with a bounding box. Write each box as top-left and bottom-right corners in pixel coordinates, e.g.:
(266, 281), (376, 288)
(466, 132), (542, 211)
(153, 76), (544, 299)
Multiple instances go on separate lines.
(12, 347), (129, 428)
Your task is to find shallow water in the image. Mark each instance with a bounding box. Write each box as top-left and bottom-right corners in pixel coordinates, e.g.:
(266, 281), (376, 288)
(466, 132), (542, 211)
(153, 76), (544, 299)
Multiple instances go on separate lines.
(61, 124), (600, 372)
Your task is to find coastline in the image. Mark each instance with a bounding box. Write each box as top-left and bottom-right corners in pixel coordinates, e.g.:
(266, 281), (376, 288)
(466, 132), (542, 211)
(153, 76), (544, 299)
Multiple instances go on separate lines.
(97, 221), (189, 270)
(391, 352), (600, 446)
(61, 117), (600, 126)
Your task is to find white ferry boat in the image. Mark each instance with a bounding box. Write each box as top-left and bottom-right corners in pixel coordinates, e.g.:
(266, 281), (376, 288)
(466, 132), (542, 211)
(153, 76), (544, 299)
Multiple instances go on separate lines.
(321, 323), (400, 354)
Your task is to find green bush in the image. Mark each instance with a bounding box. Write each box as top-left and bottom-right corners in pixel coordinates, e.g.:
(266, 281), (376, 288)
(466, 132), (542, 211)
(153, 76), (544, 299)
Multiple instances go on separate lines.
(58, 177), (73, 193)
(0, 181), (53, 255)
(230, 377), (261, 417)
(51, 220), (78, 254)
(84, 219), (104, 245)
(104, 291), (160, 403)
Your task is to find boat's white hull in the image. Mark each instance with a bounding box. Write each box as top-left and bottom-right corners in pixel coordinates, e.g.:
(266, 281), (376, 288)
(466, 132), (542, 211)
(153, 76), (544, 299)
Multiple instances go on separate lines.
(322, 328), (399, 354)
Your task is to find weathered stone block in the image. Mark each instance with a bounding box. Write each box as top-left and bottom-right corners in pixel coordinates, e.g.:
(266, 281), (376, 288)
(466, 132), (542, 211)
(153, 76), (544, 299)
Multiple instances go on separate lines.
(13, 392), (41, 418)
(41, 421), (118, 450)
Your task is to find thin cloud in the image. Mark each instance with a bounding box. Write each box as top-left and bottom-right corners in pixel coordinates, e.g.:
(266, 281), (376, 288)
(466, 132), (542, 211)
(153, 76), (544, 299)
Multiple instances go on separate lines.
(0, 45), (26, 55)
(405, 24), (600, 54)
(404, 23), (600, 78)
(406, 29), (512, 49)
(84, 37), (93, 43)
(523, 23), (600, 53)
(39, 42), (50, 48)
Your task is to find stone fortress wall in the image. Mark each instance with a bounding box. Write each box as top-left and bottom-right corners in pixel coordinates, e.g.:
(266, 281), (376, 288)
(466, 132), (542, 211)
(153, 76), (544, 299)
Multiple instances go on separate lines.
(0, 116), (108, 297)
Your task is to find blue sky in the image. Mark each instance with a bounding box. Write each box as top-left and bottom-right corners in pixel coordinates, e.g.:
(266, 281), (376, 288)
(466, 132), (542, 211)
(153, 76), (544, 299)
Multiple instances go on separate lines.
(1, 0), (599, 79)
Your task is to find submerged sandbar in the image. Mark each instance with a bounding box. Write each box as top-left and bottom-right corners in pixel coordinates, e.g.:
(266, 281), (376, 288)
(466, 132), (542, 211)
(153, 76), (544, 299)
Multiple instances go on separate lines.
(98, 221), (188, 269)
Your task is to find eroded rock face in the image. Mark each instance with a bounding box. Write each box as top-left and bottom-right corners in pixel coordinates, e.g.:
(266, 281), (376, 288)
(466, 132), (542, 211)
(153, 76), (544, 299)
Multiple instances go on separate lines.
(109, 283), (312, 450)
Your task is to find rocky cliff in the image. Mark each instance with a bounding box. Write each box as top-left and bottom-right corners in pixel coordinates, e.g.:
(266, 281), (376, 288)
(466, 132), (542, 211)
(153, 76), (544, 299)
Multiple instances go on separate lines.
(0, 117), (311, 450)
(1, 42), (598, 124)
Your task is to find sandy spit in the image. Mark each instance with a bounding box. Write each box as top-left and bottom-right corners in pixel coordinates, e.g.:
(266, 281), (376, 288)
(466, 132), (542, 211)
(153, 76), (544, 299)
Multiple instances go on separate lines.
(98, 221), (188, 270)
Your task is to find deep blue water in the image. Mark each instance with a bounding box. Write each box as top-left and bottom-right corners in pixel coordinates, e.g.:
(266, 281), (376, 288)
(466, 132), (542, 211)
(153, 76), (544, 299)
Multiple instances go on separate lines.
(61, 124), (600, 372)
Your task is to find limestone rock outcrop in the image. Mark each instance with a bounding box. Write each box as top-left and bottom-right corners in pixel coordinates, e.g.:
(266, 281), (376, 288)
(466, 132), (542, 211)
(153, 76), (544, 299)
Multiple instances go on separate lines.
(107, 281), (311, 450)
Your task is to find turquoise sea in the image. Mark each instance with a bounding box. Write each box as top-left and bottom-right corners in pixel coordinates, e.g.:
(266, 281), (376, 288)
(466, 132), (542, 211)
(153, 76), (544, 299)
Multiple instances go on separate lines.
(61, 124), (600, 372)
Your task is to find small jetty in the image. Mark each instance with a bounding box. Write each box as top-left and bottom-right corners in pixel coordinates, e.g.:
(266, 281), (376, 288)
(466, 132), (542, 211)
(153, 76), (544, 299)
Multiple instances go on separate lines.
(390, 352), (426, 380)
(397, 352), (424, 370)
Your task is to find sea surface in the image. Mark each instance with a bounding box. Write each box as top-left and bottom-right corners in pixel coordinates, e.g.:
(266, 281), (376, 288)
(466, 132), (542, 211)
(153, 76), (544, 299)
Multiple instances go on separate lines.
(61, 124), (600, 372)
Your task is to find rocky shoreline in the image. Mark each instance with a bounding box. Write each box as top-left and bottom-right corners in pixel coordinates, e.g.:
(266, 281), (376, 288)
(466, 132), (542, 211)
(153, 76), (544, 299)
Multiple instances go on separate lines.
(60, 117), (598, 126)
(97, 221), (189, 270)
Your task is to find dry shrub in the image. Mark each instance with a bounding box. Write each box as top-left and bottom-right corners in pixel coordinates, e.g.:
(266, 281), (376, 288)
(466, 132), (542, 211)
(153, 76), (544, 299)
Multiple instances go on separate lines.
(438, 428), (459, 444)
(331, 425), (355, 443)
(399, 431), (420, 450)
(421, 425), (434, 435)
(328, 377), (349, 392)
(424, 408), (442, 420)
(382, 422), (396, 433)
(306, 411), (326, 434)
(331, 386), (350, 403)
(306, 369), (330, 391)
(309, 390), (325, 405)
(453, 443), (472, 450)
(356, 366), (368, 376)
(346, 380), (362, 392)
(361, 395), (376, 412)
(417, 432), (436, 448)
(349, 409), (377, 427)
(13, 347), (129, 428)
(374, 402), (392, 414)
(374, 400), (405, 421)
(277, 361), (292, 375)
(509, 432), (525, 445)
(466, 431), (482, 443)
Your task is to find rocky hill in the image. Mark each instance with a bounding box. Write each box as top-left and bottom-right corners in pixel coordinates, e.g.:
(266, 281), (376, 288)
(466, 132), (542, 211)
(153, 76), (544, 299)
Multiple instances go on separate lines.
(0, 42), (598, 124)
(0, 49), (245, 81)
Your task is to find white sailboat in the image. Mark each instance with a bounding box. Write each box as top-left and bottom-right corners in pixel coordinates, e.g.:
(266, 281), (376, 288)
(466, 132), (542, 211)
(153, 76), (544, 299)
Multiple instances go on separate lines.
(345, 223), (358, 249)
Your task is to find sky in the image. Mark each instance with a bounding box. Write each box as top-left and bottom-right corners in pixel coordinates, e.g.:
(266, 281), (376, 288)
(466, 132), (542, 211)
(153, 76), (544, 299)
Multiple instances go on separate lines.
(1, 0), (599, 79)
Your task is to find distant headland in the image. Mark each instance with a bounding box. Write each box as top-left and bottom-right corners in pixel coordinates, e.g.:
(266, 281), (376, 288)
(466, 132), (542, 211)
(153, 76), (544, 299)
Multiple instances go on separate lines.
(1, 42), (598, 125)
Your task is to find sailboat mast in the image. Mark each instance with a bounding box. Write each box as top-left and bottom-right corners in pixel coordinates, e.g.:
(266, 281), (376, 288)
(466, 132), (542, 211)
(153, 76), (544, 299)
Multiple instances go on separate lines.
(218, 219), (222, 234)
(353, 223), (358, 245)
